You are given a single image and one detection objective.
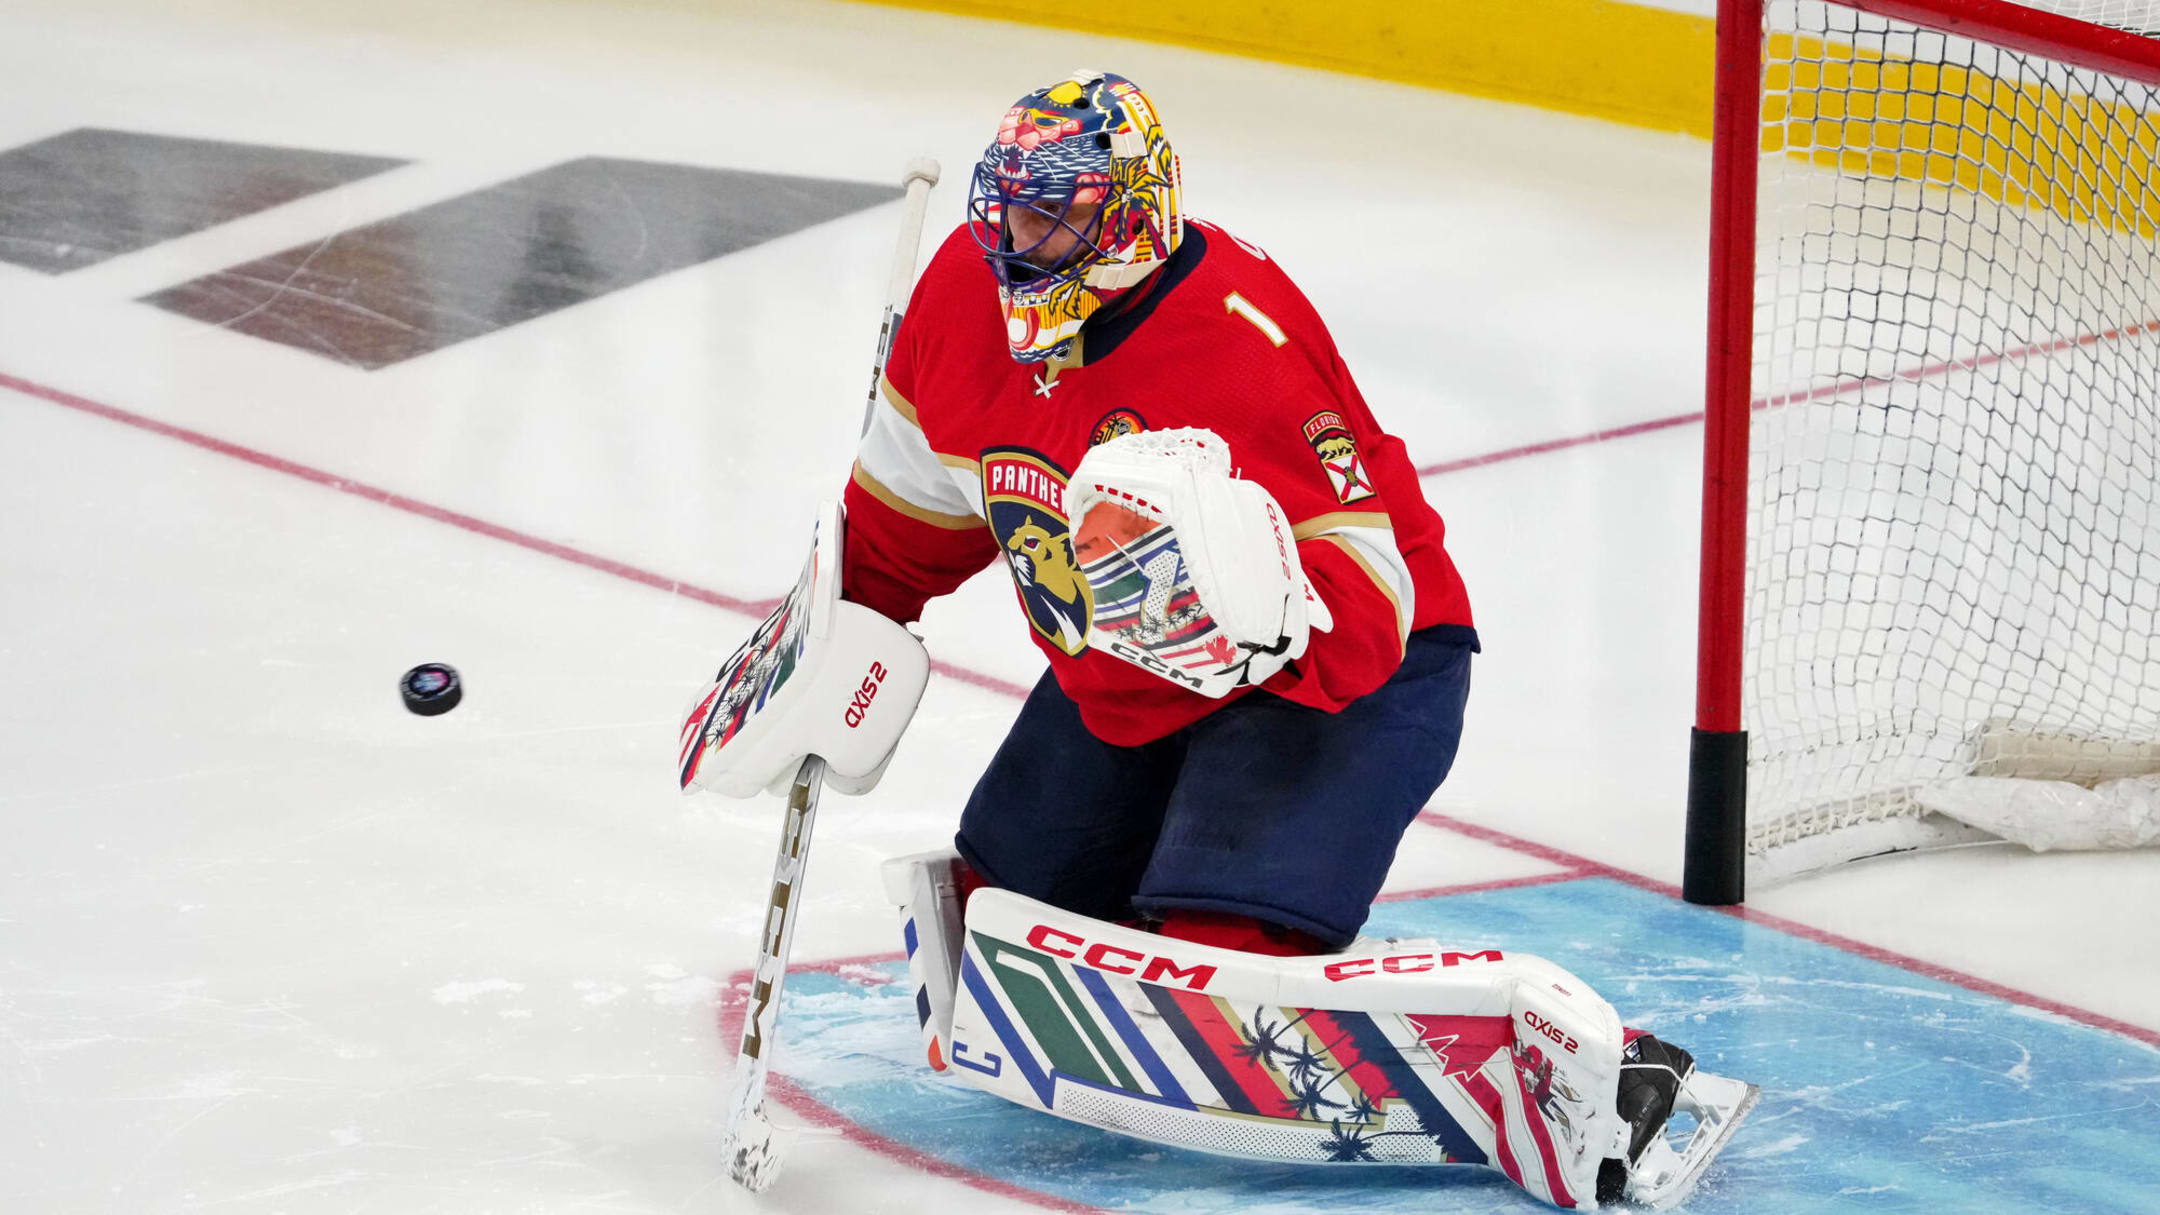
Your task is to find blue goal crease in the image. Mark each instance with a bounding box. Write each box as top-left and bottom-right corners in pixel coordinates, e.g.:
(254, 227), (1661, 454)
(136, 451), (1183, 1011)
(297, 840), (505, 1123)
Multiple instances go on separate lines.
(774, 876), (2160, 1215)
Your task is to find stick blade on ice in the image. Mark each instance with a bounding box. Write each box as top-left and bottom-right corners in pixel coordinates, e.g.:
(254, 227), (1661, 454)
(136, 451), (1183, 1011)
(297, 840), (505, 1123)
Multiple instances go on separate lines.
(721, 1106), (785, 1192)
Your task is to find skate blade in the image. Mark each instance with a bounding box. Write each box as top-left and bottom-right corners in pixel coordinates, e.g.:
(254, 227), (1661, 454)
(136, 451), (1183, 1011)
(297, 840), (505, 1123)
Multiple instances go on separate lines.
(722, 1107), (786, 1193)
(1626, 1070), (1759, 1210)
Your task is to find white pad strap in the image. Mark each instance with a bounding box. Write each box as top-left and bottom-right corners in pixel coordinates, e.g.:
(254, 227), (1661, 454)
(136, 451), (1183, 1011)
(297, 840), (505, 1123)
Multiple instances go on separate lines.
(678, 501), (929, 798)
(944, 890), (1626, 1208)
(1068, 428), (1331, 699)
(880, 848), (968, 1072)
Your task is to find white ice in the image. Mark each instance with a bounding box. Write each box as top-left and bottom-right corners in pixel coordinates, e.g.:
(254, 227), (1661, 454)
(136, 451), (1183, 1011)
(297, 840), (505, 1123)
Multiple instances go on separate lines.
(2, 1), (2156, 1211)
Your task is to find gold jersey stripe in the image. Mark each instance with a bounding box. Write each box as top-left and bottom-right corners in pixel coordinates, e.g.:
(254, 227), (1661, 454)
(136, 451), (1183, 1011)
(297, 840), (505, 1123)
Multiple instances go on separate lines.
(880, 375), (921, 427)
(1318, 533), (1410, 655)
(852, 462), (984, 531)
(1291, 510), (1394, 541)
(937, 451), (982, 474)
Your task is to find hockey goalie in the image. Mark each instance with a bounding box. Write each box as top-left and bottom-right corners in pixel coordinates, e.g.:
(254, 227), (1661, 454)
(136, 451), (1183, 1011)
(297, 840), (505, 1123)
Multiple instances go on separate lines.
(682, 69), (1755, 1207)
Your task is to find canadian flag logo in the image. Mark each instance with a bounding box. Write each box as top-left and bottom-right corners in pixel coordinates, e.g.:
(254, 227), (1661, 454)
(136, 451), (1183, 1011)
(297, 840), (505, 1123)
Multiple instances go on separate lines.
(1203, 634), (1236, 667)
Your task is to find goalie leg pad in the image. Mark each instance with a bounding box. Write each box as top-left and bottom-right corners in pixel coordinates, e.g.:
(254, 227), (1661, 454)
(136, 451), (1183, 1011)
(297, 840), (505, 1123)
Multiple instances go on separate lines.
(945, 888), (1649, 1209)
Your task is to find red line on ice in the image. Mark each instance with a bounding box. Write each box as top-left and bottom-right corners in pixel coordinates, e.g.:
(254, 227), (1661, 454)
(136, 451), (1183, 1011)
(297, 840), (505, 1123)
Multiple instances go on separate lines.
(0, 371), (781, 616)
(0, 371), (1033, 702)
(1414, 409), (1704, 477)
(1409, 315), (2160, 479)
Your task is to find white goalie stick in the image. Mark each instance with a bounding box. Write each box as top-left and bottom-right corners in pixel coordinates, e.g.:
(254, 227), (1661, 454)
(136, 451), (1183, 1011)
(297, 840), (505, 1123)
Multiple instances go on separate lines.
(718, 755), (823, 1191)
(718, 156), (940, 1194)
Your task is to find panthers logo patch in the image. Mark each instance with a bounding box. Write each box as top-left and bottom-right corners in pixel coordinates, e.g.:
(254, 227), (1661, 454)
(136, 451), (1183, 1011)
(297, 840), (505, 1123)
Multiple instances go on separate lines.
(1089, 408), (1146, 446)
(1303, 409), (1376, 505)
(982, 448), (1091, 655)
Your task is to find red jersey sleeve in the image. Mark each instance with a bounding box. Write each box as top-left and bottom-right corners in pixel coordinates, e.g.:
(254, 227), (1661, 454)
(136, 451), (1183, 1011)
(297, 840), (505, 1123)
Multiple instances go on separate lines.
(840, 243), (999, 623)
(1266, 536), (1412, 711)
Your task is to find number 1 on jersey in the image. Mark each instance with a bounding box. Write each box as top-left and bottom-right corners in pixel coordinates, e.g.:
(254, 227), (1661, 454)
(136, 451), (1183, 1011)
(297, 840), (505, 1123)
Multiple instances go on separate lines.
(1224, 292), (1287, 347)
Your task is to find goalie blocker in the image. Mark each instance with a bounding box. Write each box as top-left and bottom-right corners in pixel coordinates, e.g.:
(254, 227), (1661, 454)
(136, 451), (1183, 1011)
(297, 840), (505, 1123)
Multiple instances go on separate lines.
(678, 501), (929, 800)
(884, 850), (1757, 1210)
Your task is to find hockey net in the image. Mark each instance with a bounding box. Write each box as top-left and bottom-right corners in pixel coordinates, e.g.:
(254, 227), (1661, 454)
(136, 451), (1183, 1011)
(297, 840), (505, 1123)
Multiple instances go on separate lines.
(1710, 0), (2160, 884)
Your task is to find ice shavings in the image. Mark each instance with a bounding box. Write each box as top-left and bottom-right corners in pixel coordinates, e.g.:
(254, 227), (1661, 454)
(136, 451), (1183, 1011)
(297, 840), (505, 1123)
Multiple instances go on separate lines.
(430, 979), (525, 1005)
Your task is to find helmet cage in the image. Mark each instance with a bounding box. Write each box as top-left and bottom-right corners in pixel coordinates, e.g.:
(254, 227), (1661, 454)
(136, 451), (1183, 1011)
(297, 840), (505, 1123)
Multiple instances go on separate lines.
(967, 159), (1113, 294)
(966, 70), (1183, 363)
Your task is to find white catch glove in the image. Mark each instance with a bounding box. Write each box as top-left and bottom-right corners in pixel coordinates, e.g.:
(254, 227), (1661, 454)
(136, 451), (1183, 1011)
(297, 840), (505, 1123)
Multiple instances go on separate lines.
(1067, 428), (1331, 698)
(677, 501), (929, 798)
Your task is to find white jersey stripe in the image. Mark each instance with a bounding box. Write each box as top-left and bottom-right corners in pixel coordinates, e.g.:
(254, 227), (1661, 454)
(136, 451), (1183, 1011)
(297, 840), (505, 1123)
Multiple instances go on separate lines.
(1311, 525), (1415, 645)
(856, 386), (982, 527)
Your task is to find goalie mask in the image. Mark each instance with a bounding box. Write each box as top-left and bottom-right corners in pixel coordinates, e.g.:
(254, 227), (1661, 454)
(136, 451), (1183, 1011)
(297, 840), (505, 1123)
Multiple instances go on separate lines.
(967, 69), (1184, 363)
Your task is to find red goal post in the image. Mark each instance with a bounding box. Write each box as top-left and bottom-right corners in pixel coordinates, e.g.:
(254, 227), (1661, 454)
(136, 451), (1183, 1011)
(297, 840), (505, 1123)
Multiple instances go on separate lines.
(1687, 0), (2160, 902)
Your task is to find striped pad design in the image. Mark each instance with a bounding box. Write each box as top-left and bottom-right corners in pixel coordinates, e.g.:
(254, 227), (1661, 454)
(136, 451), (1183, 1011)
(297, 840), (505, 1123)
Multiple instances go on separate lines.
(951, 928), (1586, 1194)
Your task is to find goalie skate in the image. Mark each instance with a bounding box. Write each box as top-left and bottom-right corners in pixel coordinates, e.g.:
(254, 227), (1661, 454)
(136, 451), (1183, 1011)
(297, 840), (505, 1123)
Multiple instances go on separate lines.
(1620, 1066), (1758, 1209)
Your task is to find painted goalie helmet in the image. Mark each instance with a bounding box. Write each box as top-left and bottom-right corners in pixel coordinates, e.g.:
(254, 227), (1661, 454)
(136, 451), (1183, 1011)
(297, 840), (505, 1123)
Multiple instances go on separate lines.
(968, 69), (1184, 363)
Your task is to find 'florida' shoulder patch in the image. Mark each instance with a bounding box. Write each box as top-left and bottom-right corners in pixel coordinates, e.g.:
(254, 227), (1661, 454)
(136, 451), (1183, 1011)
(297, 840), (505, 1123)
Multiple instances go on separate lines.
(1303, 410), (1376, 505)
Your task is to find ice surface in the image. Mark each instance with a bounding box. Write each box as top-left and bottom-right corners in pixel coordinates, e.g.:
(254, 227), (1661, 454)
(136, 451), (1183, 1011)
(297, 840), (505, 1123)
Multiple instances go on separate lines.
(2, 0), (2156, 1211)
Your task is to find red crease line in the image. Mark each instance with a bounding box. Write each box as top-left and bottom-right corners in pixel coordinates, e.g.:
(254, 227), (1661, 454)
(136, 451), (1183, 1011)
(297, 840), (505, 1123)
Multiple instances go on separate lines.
(1373, 868), (1591, 903)
(1414, 811), (2160, 1050)
(764, 1074), (1108, 1214)
(717, 951), (1105, 1213)
(0, 372), (781, 615)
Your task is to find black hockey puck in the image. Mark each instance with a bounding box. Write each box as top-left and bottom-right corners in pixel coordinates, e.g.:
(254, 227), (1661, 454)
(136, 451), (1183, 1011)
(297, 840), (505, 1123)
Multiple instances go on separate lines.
(400, 663), (462, 716)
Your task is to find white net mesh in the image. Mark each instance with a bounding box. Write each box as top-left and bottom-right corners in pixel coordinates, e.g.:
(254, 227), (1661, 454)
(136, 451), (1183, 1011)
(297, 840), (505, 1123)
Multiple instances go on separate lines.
(1746, 0), (2160, 873)
(2016, 0), (2160, 34)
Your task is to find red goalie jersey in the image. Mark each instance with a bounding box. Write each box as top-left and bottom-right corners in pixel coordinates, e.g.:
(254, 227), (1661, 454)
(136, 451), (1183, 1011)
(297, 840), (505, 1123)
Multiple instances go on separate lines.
(841, 219), (1476, 747)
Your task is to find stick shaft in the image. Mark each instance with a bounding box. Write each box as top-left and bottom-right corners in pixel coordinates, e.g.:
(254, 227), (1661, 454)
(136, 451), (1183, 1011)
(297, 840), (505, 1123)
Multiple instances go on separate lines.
(724, 157), (940, 1191)
(719, 756), (824, 1190)
(860, 159), (943, 436)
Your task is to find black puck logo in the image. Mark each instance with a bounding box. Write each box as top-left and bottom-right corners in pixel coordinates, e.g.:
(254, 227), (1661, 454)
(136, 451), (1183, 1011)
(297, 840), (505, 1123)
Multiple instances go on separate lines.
(400, 663), (463, 716)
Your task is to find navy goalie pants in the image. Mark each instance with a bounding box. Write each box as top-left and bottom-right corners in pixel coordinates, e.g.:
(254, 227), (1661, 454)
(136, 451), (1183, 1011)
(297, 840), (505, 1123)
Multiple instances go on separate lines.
(954, 626), (1475, 949)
